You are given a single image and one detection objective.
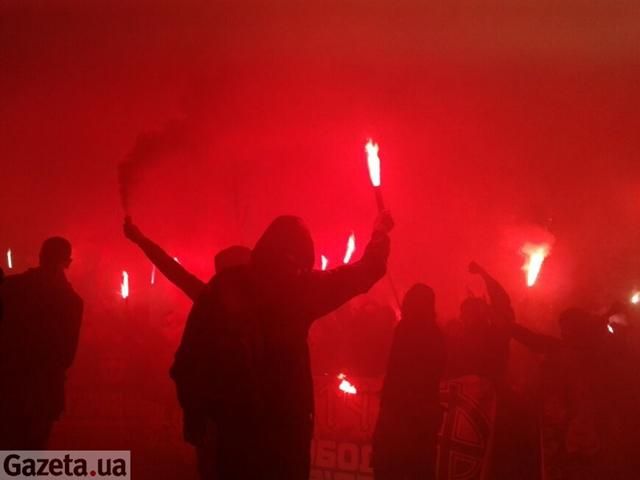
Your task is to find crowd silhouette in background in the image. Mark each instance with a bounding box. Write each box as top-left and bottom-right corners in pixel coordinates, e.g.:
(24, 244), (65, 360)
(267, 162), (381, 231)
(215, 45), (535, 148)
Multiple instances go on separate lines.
(1, 209), (640, 480)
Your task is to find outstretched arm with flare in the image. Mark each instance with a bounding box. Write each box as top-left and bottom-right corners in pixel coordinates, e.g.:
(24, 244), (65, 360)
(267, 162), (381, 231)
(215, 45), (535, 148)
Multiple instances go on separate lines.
(123, 217), (205, 301)
(303, 210), (394, 320)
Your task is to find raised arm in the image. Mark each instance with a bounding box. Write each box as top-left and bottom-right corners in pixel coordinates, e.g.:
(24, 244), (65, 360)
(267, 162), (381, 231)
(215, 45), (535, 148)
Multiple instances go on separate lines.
(302, 210), (393, 320)
(510, 322), (562, 355)
(123, 217), (205, 301)
(469, 261), (514, 325)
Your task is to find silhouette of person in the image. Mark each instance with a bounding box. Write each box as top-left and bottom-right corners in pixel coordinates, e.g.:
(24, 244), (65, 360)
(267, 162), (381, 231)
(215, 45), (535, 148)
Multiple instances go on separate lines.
(123, 217), (251, 301)
(446, 262), (514, 382)
(511, 308), (630, 479)
(372, 283), (446, 480)
(123, 217), (251, 479)
(172, 210), (393, 479)
(0, 237), (83, 449)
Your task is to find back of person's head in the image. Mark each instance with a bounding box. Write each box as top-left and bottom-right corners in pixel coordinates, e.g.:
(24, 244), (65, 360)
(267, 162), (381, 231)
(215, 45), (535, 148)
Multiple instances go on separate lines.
(215, 245), (251, 274)
(460, 297), (491, 330)
(402, 283), (436, 322)
(251, 215), (315, 276)
(39, 237), (72, 270)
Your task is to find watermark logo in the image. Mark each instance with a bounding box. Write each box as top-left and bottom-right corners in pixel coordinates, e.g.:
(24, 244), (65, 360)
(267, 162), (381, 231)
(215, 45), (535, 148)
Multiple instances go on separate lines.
(0, 451), (130, 479)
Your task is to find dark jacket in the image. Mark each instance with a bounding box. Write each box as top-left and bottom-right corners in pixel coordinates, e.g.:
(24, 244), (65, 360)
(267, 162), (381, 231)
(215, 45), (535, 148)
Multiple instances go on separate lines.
(0, 268), (83, 419)
(373, 317), (446, 466)
(171, 219), (389, 475)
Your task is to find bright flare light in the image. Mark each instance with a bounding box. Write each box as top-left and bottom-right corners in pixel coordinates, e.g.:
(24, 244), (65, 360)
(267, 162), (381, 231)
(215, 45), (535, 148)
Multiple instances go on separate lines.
(321, 255), (329, 271)
(522, 244), (550, 287)
(337, 373), (357, 395)
(365, 140), (381, 187)
(6, 249), (12, 269)
(150, 265), (157, 285)
(631, 292), (640, 305)
(607, 324), (614, 334)
(343, 233), (356, 264)
(120, 271), (130, 299)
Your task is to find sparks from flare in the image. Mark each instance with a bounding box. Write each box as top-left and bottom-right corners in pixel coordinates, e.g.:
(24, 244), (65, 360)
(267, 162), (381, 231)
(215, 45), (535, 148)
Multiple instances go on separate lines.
(321, 255), (328, 271)
(522, 243), (550, 287)
(6, 249), (12, 269)
(120, 271), (130, 299)
(337, 373), (357, 395)
(343, 233), (356, 264)
(365, 139), (381, 187)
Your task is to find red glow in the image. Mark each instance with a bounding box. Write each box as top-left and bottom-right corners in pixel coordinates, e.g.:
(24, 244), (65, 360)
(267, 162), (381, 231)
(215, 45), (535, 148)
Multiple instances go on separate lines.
(343, 233), (356, 264)
(337, 373), (357, 395)
(521, 243), (550, 287)
(120, 271), (130, 299)
(365, 139), (381, 187)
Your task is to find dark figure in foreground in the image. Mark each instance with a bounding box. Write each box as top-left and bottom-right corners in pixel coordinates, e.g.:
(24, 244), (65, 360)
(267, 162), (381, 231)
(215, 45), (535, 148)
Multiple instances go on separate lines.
(123, 217), (251, 480)
(0, 237), (83, 449)
(445, 263), (539, 480)
(172, 210), (393, 479)
(123, 217), (251, 301)
(511, 308), (635, 479)
(372, 283), (446, 480)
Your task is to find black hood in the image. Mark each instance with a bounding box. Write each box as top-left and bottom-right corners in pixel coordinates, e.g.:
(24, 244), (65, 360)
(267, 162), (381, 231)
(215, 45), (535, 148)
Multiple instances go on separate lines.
(251, 215), (315, 275)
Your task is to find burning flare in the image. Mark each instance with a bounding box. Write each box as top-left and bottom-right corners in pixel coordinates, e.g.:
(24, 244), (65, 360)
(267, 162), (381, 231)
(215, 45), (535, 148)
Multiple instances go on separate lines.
(6, 249), (12, 270)
(522, 243), (550, 287)
(321, 255), (329, 271)
(365, 140), (381, 187)
(343, 233), (356, 264)
(120, 271), (130, 299)
(631, 291), (640, 305)
(337, 373), (357, 395)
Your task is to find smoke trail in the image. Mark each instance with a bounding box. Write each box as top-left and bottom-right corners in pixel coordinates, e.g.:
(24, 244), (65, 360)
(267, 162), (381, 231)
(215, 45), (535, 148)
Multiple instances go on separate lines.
(118, 119), (189, 215)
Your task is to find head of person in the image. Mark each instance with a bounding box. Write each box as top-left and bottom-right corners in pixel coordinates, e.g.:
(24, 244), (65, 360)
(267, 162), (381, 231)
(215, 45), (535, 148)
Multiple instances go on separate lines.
(460, 296), (491, 331)
(250, 215), (314, 285)
(39, 237), (72, 272)
(558, 308), (602, 346)
(402, 283), (436, 323)
(214, 245), (251, 274)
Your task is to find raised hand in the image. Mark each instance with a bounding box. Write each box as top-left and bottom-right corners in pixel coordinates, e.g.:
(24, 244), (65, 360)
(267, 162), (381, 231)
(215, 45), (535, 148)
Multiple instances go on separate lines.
(373, 209), (394, 235)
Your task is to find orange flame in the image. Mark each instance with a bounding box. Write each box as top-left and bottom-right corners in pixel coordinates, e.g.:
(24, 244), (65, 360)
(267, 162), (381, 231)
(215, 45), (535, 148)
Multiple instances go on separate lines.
(321, 255), (328, 271)
(6, 249), (12, 270)
(343, 233), (356, 264)
(522, 243), (550, 287)
(121, 271), (130, 299)
(365, 139), (381, 187)
(337, 373), (357, 395)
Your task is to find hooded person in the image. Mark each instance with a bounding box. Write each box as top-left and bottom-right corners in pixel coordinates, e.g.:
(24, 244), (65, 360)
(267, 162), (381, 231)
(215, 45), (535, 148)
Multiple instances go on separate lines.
(172, 210), (393, 479)
(0, 237), (83, 449)
(372, 283), (446, 480)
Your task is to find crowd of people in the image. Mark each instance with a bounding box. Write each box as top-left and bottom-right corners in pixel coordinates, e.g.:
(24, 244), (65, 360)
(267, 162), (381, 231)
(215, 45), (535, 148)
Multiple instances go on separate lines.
(1, 209), (639, 480)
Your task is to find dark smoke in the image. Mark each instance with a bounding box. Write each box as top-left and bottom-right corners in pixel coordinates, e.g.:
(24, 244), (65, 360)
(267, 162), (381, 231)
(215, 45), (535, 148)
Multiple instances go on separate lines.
(118, 119), (190, 215)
